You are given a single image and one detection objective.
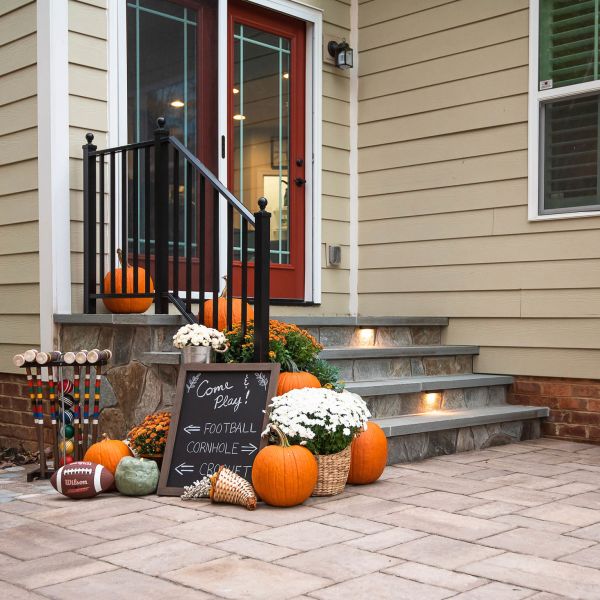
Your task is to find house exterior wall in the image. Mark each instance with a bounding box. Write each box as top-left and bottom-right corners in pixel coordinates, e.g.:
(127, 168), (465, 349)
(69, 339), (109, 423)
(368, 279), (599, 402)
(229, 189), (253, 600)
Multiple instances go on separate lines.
(0, 0), (40, 374)
(357, 0), (600, 380)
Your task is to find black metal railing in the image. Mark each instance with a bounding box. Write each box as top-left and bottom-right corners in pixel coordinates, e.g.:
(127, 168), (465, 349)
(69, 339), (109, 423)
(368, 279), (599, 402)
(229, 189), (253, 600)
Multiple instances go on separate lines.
(82, 117), (270, 361)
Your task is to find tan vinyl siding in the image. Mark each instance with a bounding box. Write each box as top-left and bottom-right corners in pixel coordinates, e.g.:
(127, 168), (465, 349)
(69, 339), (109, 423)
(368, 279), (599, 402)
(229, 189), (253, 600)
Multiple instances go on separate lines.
(357, 0), (600, 379)
(68, 0), (108, 313)
(0, 0), (39, 373)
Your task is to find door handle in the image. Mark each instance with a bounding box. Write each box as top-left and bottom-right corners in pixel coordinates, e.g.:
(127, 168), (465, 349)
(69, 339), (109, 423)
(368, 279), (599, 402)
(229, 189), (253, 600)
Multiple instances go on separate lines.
(294, 177), (306, 187)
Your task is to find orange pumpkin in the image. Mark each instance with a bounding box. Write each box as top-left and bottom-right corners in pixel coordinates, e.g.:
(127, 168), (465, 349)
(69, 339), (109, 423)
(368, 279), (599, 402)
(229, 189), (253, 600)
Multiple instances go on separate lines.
(202, 278), (254, 331)
(84, 434), (133, 475)
(276, 371), (321, 396)
(347, 421), (388, 485)
(252, 424), (318, 507)
(102, 249), (154, 314)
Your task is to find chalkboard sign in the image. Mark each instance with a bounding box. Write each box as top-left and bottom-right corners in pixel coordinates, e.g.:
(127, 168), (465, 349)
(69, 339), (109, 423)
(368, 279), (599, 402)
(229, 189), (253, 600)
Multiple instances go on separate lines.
(158, 362), (280, 496)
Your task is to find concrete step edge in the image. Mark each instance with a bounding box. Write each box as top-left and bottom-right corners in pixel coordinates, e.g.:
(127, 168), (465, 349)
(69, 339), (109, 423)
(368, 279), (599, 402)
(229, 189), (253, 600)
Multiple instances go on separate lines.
(321, 345), (479, 360)
(346, 374), (514, 396)
(374, 405), (549, 437)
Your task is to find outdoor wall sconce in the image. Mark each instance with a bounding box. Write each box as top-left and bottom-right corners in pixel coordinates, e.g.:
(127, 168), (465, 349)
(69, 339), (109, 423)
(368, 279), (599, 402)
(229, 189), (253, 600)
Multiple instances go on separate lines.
(328, 40), (353, 70)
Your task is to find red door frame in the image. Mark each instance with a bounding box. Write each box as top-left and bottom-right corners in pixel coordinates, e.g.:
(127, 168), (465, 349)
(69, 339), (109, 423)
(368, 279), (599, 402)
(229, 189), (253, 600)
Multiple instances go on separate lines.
(228, 0), (306, 301)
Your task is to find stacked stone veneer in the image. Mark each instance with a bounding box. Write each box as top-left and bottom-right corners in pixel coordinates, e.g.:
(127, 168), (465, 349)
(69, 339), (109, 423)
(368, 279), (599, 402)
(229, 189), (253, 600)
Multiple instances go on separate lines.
(58, 322), (182, 440)
(509, 376), (600, 443)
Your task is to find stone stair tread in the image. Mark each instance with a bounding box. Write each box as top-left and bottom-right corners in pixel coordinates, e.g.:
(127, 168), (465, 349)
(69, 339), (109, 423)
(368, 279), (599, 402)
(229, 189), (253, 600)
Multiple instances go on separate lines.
(320, 345), (479, 359)
(346, 373), (514, 395)
(142, 351), (181, 365)
(374, 405), (549, 437)
(276, 316), (449, 327)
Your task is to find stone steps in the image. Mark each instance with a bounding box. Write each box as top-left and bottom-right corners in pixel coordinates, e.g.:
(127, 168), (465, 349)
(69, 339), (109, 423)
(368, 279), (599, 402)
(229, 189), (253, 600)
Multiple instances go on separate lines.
(279, 317), (546, 457)
(133, 315), (547, 461)
(347, 375), (513, 419)
(277, 316), (445, 348)
(375, 406), (549, 464)
(346, 373), (514, 396)
(322, 345), (477, 382)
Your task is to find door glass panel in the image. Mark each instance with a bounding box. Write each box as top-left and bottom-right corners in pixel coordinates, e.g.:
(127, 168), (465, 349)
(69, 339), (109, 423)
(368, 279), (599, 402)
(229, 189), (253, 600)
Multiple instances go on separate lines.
(233, 23), (291, 264)
(127, 0), (197, 148)
(127, 0), (198, 258)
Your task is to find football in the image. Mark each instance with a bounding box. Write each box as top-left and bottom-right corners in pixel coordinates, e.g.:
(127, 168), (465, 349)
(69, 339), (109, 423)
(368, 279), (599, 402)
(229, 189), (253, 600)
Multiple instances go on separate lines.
(50, 461), (114, 499)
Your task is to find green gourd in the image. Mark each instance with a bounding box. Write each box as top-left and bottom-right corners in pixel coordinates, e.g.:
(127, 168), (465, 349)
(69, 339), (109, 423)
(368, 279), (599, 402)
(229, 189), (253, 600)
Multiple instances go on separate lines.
(115, 456), (159, 496)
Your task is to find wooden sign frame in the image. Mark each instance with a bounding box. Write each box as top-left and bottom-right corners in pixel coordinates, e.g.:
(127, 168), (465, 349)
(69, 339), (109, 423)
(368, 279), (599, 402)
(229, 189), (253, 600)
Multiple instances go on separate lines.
(158, 362), (280, 496)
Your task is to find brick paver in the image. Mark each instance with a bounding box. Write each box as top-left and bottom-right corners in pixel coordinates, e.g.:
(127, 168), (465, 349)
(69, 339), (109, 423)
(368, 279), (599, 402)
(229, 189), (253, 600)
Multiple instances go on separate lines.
(2, 438), (600, 599)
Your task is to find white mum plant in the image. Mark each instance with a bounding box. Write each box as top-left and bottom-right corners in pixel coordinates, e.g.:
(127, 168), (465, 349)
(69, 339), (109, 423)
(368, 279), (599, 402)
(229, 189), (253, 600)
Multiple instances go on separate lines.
(173, 324), (228, 352)
(265, 387), (371, 455)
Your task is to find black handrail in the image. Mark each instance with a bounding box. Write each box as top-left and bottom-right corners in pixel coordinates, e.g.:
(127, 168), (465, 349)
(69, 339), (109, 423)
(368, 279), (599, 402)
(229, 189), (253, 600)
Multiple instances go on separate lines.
(82, 117), (270, 361)
(168, 136), (254, 224)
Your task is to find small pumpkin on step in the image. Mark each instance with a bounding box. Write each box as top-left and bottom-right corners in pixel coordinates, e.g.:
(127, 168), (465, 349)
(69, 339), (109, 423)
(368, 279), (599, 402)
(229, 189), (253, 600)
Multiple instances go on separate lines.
(202, 276), (254, 331)
(102, 249), (154, 314)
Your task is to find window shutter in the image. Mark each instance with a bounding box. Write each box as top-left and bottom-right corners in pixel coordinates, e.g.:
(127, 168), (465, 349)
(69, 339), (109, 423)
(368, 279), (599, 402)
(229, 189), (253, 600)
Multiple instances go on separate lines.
(543, 93), (599, 210)
(540, 0), (598, 89)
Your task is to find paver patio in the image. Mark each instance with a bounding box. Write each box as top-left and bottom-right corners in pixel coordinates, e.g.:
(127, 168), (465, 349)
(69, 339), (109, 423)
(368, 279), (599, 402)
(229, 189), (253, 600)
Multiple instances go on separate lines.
(2, 438), (600, 599)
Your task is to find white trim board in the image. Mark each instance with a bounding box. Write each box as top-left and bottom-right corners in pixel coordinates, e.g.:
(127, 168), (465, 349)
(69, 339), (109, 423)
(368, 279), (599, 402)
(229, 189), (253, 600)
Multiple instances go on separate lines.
(37, 0), (71, 351)
(348, 0), (358, 316)
(528, 0), (600, 221)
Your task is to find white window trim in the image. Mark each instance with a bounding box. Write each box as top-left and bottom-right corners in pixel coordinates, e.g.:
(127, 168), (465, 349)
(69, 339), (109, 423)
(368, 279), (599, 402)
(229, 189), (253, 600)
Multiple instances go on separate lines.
(528, 0), (600, 221)
(109, 0), (323, 304)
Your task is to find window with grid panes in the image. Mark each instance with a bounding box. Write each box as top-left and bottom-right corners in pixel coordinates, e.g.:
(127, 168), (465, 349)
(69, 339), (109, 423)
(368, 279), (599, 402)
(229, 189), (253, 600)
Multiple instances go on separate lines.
(537, 0), (600, 214)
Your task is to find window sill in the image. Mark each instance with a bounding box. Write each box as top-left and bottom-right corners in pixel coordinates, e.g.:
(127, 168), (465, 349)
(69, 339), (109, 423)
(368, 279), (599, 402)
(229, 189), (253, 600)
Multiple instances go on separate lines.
(528, 209), (600, 222)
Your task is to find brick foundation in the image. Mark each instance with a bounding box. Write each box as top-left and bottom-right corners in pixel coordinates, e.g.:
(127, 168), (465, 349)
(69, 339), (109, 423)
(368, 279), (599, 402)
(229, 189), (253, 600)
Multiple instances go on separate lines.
(509, 376), (600, 443)
(0, 372), (54, 452)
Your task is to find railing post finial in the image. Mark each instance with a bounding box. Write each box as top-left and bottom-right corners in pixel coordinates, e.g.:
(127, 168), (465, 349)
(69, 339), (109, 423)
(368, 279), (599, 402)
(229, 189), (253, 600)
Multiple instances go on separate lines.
(258, 197), (268, 211)
(85, 132), (95, 146)
(156, 116), (166, 131)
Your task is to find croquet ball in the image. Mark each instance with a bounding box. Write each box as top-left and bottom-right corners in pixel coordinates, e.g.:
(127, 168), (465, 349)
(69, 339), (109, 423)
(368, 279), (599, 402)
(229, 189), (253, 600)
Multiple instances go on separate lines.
(59, 439), (75, 455)
(58, 409), (74, 425)
(59, 424), (75, 439)
(59, 393), (74, 410)
(58, 455), (74, 467)
(58, 379), (74, 394)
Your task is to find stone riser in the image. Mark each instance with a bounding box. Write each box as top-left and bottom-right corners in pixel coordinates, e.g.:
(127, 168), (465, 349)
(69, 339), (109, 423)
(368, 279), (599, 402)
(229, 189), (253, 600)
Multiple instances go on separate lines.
(386, 418), (543, 464)
(330, 354), (473, 382)
(364, 385), (506, 419)
(306, 325), (443, 348)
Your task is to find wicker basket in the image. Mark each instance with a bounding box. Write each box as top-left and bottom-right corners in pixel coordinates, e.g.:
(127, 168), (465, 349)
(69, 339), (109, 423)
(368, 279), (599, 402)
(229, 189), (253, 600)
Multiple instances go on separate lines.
(312, 444), (352, 496)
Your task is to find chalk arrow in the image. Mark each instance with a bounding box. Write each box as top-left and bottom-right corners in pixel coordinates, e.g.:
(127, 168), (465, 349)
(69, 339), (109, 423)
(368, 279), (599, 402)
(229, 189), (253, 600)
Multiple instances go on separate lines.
(241, 443), (258, 456)
(175, 462), (195, 476)
(184, 425), (201, 434)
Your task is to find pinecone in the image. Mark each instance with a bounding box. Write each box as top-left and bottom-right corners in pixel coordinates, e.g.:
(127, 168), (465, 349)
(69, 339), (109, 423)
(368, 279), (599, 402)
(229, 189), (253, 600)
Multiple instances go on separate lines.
(181, 476), (212, 500)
